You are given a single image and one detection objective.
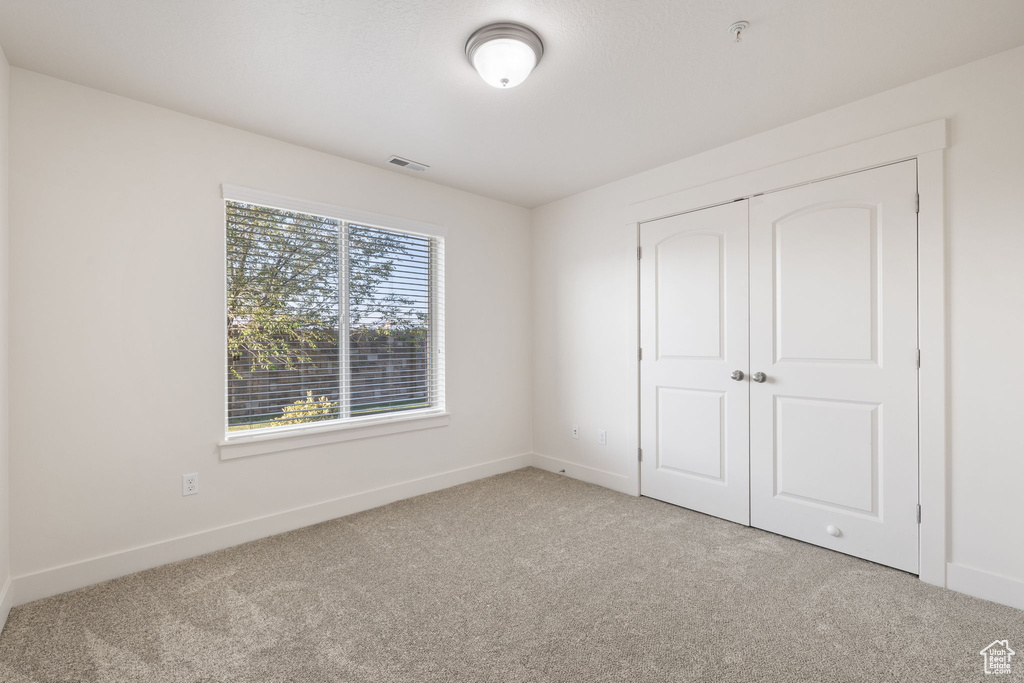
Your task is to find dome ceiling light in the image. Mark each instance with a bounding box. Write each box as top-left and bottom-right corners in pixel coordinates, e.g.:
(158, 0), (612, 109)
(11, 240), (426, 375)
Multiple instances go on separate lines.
(465, 22), (544, 89)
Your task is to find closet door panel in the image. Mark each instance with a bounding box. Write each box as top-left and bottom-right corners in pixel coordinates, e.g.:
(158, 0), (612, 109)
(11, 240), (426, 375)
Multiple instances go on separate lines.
(640, 200), (749, 525)
(749, 161), (919, 573)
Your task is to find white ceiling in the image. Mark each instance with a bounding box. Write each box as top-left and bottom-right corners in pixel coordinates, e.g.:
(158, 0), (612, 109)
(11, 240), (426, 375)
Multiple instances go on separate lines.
(1, 1), (1023, 208)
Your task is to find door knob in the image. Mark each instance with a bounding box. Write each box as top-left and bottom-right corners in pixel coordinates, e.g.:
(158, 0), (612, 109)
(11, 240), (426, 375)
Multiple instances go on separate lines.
(730, 370), (745, 381)
(752, 372), (767, 383)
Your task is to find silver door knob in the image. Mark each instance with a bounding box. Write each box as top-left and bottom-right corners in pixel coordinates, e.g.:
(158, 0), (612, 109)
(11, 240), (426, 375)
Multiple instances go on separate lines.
(730, 370), (745, 381)
(752, 372), (767, 383)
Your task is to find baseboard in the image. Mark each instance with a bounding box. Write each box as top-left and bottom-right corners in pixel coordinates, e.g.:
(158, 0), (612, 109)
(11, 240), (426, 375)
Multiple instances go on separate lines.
(13, 453), (533, 607)
(531, 452), (636, 495)
(946, 562), (1024, 611)
(0, 576), (12, 633)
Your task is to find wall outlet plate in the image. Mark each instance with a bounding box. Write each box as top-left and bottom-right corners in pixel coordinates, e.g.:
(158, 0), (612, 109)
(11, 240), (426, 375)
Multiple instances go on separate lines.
(183, 473), (199, 496)
(571, 424), (579, 440)
(598, 430), (607, 445)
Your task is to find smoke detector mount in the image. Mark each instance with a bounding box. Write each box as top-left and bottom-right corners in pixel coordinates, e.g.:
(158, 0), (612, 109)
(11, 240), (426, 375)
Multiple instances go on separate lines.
(728, 21), (750, 43)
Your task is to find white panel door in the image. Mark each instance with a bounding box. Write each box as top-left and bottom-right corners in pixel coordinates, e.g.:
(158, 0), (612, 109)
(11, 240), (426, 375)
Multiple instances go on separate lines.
(640, 200), (750, 525)
(749, 161), (919, 572)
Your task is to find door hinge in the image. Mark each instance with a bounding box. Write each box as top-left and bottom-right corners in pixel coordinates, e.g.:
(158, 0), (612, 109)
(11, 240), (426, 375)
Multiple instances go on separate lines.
(917, 349), (921, 368)
(638, 348), (643, 361)
(915, 194), (920, 214)
(637, 246), (642, 260)
(638, 447), (643, 462)
(916, 504), (922, 524)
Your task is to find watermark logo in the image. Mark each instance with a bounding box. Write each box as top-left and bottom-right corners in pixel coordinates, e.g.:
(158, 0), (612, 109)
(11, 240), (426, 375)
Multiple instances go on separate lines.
(980, 640), (1015, 676)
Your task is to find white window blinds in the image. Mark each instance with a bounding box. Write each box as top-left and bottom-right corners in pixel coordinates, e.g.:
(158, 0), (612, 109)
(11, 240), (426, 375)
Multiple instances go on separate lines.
(225, 197), (444, 435)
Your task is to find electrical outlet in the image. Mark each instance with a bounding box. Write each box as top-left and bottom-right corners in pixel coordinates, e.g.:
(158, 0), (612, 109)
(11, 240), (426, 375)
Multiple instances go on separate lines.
(183, 473), (199, 496)
(598, 430), (607, 445)
(571, 424), (579, 440)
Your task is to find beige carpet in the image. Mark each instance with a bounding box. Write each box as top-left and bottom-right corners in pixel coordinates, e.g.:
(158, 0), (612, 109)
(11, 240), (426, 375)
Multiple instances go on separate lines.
(0, 467), (1021, 682)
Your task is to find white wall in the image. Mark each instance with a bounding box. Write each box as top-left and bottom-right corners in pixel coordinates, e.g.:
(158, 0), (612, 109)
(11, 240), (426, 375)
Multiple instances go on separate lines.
(0, 45), (11, 625)
(532, 46), (1024, 606)
(6, 43), (1024, 612)
(8, 69), (532, 600)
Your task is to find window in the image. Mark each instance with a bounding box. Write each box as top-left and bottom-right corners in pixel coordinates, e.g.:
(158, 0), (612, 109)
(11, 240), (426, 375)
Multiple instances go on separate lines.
(224, 189), (444, 439)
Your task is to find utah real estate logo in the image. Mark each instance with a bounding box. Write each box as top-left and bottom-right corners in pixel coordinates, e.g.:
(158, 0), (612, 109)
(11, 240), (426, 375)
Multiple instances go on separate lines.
(980, 640), (1015, 676)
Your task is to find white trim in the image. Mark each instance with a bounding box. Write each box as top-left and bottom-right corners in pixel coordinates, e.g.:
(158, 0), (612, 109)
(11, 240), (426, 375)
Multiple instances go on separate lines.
(531, 452), (636, 495)
(630, 119), (949, 589)
(917, 149), (948, 587)
(220, 411), (450, 460)
(0, 577), (12, 632)
(221, 184), (447, 238)
(629, 119), (947, 224)
(947, 563), (1024, 611)
(12, 453), (532, 606)
(632, 220), (644, 499)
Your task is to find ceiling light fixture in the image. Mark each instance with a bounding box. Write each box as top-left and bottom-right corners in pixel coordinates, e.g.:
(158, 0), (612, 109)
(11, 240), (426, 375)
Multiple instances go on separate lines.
(465, 22), (544, 89)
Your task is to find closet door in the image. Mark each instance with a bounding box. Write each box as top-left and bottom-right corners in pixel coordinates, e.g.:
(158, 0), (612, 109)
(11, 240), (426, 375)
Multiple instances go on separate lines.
(639, 200), (750, 525)
(748, 161), (919, 573)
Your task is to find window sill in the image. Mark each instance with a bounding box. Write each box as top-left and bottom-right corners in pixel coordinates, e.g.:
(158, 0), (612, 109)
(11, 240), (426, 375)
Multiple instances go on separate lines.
(218, 410), (450, 460)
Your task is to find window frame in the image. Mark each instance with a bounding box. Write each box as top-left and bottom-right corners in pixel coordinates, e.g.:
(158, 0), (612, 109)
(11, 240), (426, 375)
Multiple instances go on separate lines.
(218, 185), (448, 459)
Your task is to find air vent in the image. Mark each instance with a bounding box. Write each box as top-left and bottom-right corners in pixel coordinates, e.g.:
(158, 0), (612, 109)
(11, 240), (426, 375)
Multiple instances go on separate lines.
(387, 155), (429, 172)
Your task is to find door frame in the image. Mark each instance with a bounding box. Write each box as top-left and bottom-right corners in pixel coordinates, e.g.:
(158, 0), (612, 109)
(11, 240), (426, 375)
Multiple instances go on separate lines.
(630, 119), (948, 588)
